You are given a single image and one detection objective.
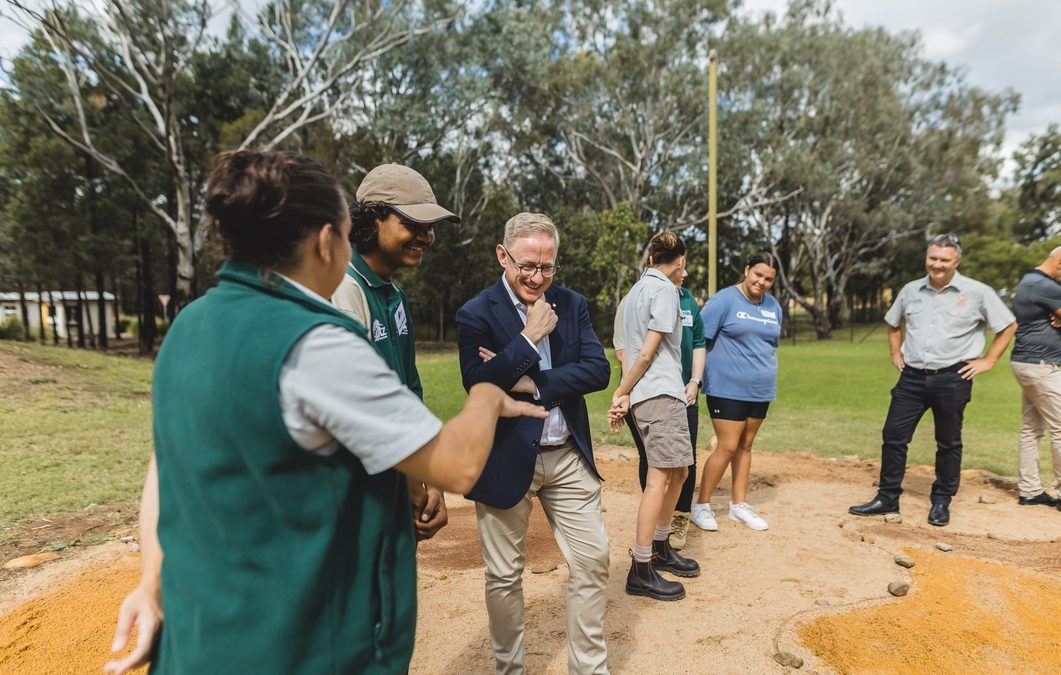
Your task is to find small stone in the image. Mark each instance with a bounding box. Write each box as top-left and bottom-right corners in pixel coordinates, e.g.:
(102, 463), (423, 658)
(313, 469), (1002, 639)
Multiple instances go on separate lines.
(617, 453), (630, 461)
(888, 581), (910, 597)
(531, 562), (558, 574)
(978, 494), (997, 504)
(872, 480), (880, 487)
(884, 513), (903, 524)
(3, 552), (59, 570)
(861, 535), (875, 544)
(127, 543), (140, 553)
(894, 555), (915, 568)
(936, 542), (952, 552)
(986, 532), (1000, 540)
(773, 651), (804, 668)
(815, 598), (831, 606)
(837, 521), (845, 528)
(841, 455), (859, 461)
(119, 535), (136, 543)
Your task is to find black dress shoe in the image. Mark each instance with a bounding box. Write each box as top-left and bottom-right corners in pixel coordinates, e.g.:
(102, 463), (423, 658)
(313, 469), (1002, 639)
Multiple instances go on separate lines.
(626, 555), (685, 601)
(652, 538), (700, 577)
(849, 496), (899, 516)
(1018, 491), (1059, 507)
(928, 502), (950, 526)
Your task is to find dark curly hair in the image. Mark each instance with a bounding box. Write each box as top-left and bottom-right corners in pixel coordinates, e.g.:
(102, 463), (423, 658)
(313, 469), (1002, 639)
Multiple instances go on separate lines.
(647, 231), (686, 266)
(349, 202), (397, 254)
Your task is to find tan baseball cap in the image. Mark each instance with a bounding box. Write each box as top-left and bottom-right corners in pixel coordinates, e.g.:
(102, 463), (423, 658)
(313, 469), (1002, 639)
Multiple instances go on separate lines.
(355, 163), (459, 224)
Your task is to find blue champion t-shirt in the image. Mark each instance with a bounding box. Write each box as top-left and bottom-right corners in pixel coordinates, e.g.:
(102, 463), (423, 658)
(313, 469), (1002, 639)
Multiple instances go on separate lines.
(700, 285), (783, 402)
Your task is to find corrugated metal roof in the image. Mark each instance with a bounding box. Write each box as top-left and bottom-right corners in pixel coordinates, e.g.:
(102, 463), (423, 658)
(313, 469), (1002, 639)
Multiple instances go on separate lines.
(0, 291), (116, 302)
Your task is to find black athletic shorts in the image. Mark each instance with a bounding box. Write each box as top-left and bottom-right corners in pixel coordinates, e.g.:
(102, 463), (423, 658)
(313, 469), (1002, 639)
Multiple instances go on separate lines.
(705, 395), (770, 421)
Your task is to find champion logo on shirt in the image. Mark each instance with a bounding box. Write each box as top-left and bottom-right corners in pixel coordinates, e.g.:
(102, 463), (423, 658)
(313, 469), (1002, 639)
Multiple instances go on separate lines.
(735, 310), (779, 326)
(372, 319), (389, 342)
(394, 302), (409, 336)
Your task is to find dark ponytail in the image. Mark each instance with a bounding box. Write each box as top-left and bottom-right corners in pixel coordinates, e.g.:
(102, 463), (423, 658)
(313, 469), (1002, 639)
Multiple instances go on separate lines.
(648, 231), (686, 266)
(205, 150), (346, 269)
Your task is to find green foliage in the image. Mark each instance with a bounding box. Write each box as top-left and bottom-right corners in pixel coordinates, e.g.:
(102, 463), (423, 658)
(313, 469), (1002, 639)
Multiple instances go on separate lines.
(0, 316), (25, 340)
(1010, 125), (1061, 243)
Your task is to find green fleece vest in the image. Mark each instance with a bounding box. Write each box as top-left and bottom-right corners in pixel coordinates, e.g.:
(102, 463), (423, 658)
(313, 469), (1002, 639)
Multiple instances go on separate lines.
(151, 261), (415, 674)
(348, 254), (423, 398)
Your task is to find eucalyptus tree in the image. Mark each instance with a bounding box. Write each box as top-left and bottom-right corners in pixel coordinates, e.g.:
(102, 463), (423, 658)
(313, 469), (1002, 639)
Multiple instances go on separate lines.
(5, 0), (457, 302)
(720, 0), (1017, 337)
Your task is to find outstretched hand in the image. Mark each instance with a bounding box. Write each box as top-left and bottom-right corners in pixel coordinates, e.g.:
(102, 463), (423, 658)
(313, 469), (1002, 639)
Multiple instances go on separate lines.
(103, 583), (163, 674)
(500, 394), (549, 420)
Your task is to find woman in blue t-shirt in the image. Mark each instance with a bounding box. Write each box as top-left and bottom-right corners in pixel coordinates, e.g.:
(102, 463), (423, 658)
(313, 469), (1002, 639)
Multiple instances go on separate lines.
(690, 252), (782, 532)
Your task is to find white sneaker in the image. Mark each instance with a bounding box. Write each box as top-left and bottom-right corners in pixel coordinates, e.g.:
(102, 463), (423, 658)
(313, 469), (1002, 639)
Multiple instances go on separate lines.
(690, 502), (718, 531)
(729, 502), (768, 530)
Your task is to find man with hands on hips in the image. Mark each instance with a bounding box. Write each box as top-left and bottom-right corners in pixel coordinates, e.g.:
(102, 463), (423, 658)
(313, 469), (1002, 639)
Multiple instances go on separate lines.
(850, 234), (1015, 526)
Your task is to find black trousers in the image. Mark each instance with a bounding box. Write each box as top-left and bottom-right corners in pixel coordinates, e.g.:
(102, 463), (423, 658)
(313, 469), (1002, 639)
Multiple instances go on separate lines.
(878, 367), (973, 504)
(630, 403), (698, 512)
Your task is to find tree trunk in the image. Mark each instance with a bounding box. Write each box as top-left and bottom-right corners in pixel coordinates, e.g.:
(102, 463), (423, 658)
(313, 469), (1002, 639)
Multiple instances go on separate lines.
(17, 281), (30, 341)
(81, 287), (97, 349)
(810, 304), (832, 339)
(437, 302), (444, 342)
(111, 271), (122, 340)
(138, 224), (157, 355)
(36, 282), (46, 343)
(95, 270), (108, 350)
(48, 290), (58, 345)
(74, 274), (87, 348)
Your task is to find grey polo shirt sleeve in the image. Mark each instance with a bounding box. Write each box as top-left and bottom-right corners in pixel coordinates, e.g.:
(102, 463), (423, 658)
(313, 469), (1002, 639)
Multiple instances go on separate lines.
(980, 285), (1016, 333)
(648, 284), (679, 333)
(279, 324), (443, 475)
(330, 273), (371, 327)
(883, 284), (909, 328)
(613, 295), (627, 350)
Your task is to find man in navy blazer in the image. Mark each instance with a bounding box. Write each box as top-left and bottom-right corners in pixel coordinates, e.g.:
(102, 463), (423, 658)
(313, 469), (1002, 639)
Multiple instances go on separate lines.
(457, 212), (611, 675)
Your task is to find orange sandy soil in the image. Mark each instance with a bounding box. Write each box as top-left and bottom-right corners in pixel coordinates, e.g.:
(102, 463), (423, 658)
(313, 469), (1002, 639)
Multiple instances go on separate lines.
(2, 448), (1060, 674)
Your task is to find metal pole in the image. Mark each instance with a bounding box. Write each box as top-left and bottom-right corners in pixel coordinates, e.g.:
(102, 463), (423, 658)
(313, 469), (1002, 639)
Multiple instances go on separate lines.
(708, 49), (718, 296)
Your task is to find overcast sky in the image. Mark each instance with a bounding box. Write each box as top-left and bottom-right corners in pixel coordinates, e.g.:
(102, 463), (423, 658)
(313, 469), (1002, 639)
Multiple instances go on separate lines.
(2, 0), (1057, 171)
(741, 0), (1061, 163)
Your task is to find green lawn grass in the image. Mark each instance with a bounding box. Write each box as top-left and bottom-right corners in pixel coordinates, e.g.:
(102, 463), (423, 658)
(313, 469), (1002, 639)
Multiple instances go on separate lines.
(1, 330), (1044, 532)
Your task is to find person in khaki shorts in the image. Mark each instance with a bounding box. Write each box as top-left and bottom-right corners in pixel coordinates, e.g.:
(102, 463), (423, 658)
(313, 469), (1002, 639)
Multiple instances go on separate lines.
(610, 232), (700, 602)
(1009, 246), (1061, 509)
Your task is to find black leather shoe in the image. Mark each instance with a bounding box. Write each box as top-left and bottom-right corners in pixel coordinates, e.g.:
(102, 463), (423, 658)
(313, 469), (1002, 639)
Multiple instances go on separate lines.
(928, 502), (950, 526)
(652, 538), (700, 578)
(1018, 491), (1059, 507)
(626, 554), (685, 601)
(848, 496), (899, 516)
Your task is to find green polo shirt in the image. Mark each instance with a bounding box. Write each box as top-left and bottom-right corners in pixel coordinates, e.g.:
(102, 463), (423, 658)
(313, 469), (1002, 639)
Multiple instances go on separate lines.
(333, 254), (423, 398)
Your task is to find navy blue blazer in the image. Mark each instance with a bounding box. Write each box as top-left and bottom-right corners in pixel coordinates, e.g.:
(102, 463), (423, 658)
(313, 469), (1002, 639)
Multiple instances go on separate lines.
(456, 278), (611, 509)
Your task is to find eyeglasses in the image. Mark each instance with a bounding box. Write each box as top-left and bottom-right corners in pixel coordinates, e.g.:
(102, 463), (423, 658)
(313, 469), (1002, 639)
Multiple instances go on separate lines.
(501, 245), (559, 278)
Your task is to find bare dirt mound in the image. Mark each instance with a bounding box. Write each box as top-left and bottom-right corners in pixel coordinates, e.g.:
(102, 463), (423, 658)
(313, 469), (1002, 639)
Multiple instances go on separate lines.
(2, 448), (1059, 674)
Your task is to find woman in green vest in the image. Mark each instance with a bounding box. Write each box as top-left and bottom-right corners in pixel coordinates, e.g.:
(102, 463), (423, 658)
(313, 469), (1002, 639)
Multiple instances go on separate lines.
(104, 150), (546, 675)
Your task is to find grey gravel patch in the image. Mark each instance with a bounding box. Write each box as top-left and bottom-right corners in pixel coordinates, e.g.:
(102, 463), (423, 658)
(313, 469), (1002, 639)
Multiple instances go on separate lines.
(936, 542), (952, 552)
(894, 555), (915, 568)
(884, 513), (903, 524)
(773, 651), (804, 668)
(978, 494), (998, 504)
(888, 581), (910, 597)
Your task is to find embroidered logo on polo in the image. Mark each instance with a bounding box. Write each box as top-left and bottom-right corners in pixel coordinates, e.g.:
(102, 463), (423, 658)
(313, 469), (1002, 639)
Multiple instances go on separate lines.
(371, 319), (388, 342)
(394, 302), (409, 336)
(735, 310), (779, 326)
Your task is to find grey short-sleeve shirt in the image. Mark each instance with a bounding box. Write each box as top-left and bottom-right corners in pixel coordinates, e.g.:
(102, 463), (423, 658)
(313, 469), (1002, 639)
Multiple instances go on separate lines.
(1011, 269), (1061, 364)
(620, 268), (684, 406)
(884, 270), (1015, 370)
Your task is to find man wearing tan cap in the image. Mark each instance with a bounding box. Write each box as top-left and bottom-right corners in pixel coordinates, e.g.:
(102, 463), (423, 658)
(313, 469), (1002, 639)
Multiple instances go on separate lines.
(333, 163), (460, 540)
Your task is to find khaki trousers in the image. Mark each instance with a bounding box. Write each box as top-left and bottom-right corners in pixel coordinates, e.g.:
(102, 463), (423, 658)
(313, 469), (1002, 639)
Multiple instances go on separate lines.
(1011, 361), (1061, 497)
(475, 444), (610, 675)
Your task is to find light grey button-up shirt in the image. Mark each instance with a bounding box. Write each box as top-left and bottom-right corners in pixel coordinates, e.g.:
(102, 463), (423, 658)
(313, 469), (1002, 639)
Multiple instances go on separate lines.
(501, 276), (570, 446)
(884, 270), (1015, 370)
(620, 268), (685, 406)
